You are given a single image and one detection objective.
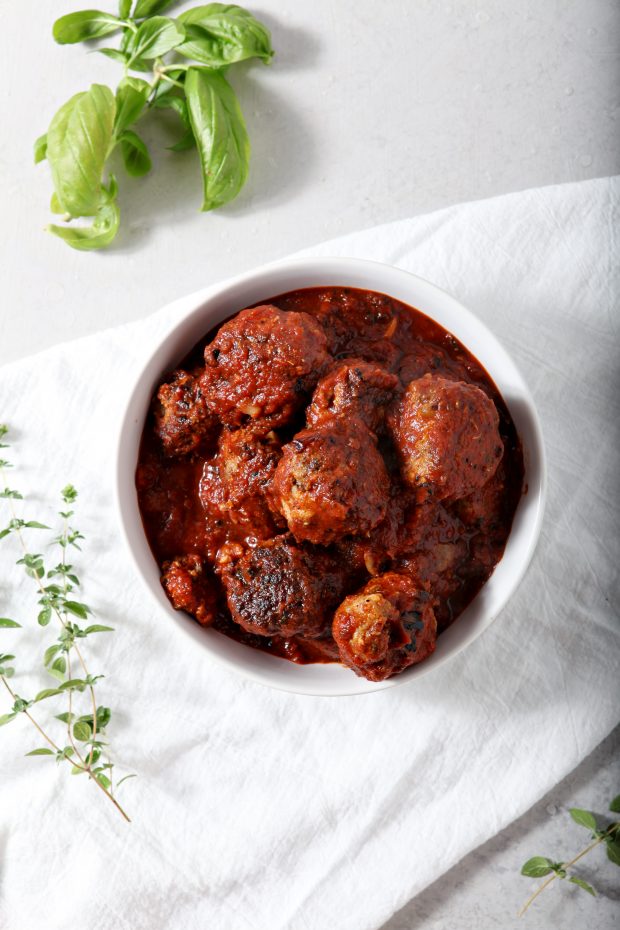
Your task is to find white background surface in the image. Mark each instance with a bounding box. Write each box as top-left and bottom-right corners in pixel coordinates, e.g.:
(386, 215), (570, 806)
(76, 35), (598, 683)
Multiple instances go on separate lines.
(0, 1), (619, 928)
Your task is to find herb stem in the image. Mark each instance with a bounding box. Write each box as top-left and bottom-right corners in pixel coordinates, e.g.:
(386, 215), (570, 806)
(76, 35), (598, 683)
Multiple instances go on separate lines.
(0, 674), (60, 753)
(518, 833), (612, 917)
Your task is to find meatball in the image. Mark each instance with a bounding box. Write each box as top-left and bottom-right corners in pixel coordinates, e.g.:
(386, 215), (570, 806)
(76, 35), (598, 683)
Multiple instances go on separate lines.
(313, 288), (397, 353)
(217, 536), (344, 637)
(161, 554), (218, 626)
(199, 428), (284, 540)
(153, 369), (217, 457)
(306, 359), (398, 433)
(394, 502), (469, 629)
(332, 573), (436, 681)
(388, 374), (503, 501)
(273, 418), (389, 545)
(201, 305), (330, 428)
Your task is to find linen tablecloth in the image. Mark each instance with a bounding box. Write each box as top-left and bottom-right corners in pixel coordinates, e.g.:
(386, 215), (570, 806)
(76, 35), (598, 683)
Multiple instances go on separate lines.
(0, 177), (618, 930)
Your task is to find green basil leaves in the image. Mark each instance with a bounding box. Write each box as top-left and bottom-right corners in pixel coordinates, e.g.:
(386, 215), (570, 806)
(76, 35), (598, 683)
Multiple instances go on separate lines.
(38, 2), (276, 249)
(177, 4), (273, 67)
(53, 11), (124, 44)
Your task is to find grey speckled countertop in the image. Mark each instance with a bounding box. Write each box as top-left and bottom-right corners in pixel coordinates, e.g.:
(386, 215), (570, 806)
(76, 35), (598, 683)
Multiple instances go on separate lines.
(382, 727), (620, 929)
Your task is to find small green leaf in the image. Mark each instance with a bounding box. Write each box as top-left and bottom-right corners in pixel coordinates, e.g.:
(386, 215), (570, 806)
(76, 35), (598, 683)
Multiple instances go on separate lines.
(609, 795), (620, 814)
(521, 856), (554, 878)
(71, 764), (87, 775)
(0, 489), (23, 499)
(114, 77), (150, 135)
(24, 521), (51, 530)
(98, 47), (130, 64)
(568, 876), (596, 895)
(119, 0), (133, 17)
(34, 133), (48, 164)
(185, 67), (250, 211)
(47, 192), (120, 251)
(43, 643), (62, 666)
(96, 772), (112, 789)
(127, 16), (184, 62)
(55, 712), (74, 724)
(53, 10), (124, 45)
(51, 656), (67, 676)
(120, 130), (152, 177)
(59, 678), (87, 691)
(38, 607), (52, 627)
(0, 713), (16, 726)
(34, 687), (63, 702)
(606, 837), (620, 866)
(84, 624), (115, 634)
(73, 720), (92, 742)
(569, 808), (598, 831)
(25, 747), (55, 756)
(134, 0), (175, 16)
(63, 601), (91, 619)
(0, 618), (21, 628)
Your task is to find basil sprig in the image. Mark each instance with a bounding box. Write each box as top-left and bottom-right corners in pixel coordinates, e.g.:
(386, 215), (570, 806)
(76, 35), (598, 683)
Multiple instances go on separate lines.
(36, 2), (274, 250)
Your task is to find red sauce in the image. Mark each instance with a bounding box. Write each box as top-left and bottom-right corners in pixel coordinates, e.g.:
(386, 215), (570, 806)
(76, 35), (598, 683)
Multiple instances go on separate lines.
(136, 287), (524, 672)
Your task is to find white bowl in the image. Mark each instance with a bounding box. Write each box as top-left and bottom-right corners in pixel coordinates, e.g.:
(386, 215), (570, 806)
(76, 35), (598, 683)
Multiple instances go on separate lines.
(115, 257), (546, 696)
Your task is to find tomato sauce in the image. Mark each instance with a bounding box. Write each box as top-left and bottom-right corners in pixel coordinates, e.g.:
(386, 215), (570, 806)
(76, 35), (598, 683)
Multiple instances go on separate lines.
(136, 287), (524, 666)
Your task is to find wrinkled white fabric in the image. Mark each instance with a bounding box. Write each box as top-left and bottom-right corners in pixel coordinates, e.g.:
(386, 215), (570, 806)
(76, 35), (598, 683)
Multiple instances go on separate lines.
(0, 178), (618, 930)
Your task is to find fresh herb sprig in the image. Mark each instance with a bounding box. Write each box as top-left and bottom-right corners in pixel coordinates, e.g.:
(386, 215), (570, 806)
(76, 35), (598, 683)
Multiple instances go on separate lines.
(35, 2), (274, 250)
(518, 794), (620, 916)
(0, 425), (134, 821)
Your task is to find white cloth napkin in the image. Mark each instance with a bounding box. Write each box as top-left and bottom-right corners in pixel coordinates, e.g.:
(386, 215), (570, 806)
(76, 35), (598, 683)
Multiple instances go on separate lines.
(0, 178), (618, 930)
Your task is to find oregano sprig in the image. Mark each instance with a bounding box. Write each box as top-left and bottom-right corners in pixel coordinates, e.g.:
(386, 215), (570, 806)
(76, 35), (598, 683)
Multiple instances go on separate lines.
(518, 795), (620, 916)
(0, 425), (134, 821)
(35, 2), (275, 250)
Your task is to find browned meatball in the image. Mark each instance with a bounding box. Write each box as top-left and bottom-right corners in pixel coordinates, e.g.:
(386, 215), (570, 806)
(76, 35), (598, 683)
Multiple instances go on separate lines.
(388, 374), (503, 502)
(216, 536), (344, 637)
(161, 554), (218, 626)
(332, 573), (436, 681)
(199, 428), (284, 540)
(273, 418), (389, 545)
(201, 305), (330, 428)
(154, 370), (217, 457)
(306, 359), (398, 433)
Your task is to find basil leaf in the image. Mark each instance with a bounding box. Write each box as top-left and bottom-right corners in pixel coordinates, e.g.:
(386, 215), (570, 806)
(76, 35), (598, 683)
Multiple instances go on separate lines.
(50, 192), (64, 214)
(153, 92), (190, 128)
(168, 130), (196, 152)
(98, 47), (130, 64)
(569, 808), (598, 831)
(610, 795), (620, 814)
(119, 0), (133, 17)
(120, 130), (152, 176)
(177, 4), (273, 67)
(46, 84), (116, 217)
(114, 77), (150, 135)
(185, 68), (249, 211)
(520, 856), (554, 878)
(47, 185), (120, 251)
(127, 16), (185, 62)
(53, 10), (124, 45)
(134, 0), (176, 16)
(34, 134), (47, 165)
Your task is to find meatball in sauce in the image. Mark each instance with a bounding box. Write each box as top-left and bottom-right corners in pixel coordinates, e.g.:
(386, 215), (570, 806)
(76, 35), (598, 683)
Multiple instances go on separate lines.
(137, 287), (524, 681)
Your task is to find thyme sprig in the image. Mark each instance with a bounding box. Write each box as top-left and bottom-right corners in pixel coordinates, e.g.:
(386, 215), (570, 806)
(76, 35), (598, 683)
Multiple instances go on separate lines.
(0, 424), (134, 821)
(519, 794), (620, 916)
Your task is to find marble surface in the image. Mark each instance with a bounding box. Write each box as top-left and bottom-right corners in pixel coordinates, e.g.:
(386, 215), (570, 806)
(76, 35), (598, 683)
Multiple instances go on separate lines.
(0, 1), (618, 927)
